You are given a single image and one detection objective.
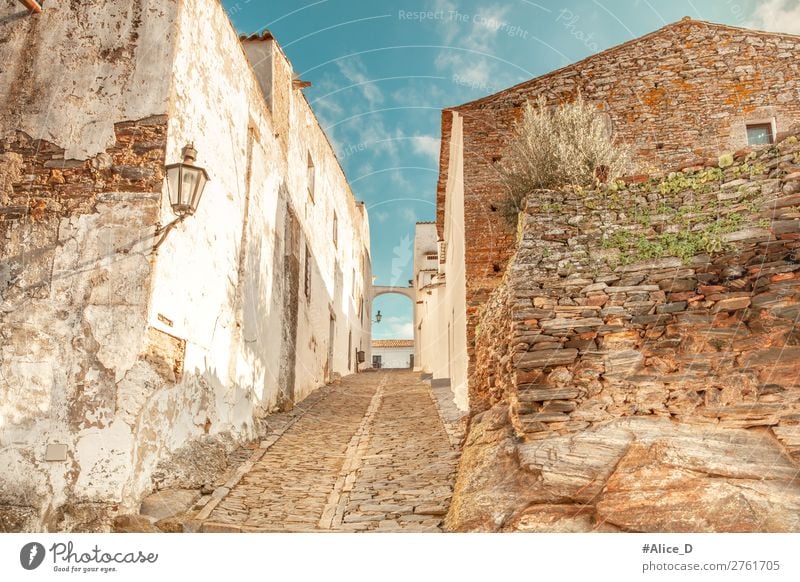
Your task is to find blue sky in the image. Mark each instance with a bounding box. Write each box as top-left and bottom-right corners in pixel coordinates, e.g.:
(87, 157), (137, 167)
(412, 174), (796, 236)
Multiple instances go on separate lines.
(221, 0), (800, 339)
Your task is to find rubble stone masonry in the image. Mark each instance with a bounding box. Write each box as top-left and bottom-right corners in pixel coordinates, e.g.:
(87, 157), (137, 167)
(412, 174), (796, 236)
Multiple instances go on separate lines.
(437, 19), (800, 392)
(447, 130), (800, 532)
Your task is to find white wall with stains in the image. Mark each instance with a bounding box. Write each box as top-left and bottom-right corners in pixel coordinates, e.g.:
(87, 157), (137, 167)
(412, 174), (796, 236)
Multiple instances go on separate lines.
(0, 0), (177, 159)
(0, 0), (371, 531)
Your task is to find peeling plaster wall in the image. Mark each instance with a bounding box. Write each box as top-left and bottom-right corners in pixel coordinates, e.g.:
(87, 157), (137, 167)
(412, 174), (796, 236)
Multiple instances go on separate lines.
(0, 0), (176, 159)
(0, 0), (371, 531)
(0, 0), (176, 532)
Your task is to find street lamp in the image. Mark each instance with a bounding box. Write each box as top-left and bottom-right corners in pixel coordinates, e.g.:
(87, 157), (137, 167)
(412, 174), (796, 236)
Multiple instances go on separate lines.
(165, 144), (209, 216)
(154, 144), (210, 250)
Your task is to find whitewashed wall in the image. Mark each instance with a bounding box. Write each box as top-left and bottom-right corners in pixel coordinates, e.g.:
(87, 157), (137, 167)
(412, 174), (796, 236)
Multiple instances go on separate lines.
(372, 346), (414, 369)
(414, 114), (468, 410)
(443, 113), (469, 411)
(0, 0), (371, 531)
(0, 0), (179, 532)
(150, 0), (372, 473)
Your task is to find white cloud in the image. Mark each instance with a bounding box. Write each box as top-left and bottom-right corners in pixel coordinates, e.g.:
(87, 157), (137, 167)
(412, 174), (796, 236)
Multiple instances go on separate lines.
(428, 1), (520, 95)
(336, 56), (384, 107)
(400, 207), (417, 223)
(749, 0), (800, 34)
(411, 134), (441, 161)
(374, 210), (389, 223)
(389, 322), (414, 339)
(375, 317), (415, 339)
(391, 83), (447, 108)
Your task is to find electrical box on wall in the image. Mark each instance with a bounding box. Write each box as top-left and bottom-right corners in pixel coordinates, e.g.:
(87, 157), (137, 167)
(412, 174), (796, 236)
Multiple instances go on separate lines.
(44, 443), (68, 462)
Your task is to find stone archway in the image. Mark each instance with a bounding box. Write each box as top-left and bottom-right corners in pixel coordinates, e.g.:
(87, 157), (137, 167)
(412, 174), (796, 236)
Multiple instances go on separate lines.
(370, 285), (417, 368)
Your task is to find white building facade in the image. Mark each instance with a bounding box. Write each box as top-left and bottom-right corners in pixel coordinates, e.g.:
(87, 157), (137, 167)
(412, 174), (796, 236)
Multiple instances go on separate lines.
(413, 125), (469, 413)
(371, 340), (414, 369)
(0, 0), (371, 531)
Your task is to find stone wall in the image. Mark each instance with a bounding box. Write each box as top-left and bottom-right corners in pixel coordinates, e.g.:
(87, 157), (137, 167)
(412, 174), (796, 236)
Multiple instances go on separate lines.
(436, 19), (800, 403)
(448, 131), (800, 532)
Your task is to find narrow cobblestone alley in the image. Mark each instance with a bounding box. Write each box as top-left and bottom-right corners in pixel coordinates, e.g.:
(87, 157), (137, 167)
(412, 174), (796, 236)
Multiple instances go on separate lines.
(194, 371), (463, 532)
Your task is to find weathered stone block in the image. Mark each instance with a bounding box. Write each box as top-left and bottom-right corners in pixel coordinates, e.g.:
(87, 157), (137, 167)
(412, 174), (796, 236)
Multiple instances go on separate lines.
(516, 349), (579, 369)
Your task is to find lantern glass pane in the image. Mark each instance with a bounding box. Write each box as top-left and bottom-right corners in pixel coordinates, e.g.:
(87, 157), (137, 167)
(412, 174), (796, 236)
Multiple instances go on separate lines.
(166, 165), (181, 208)
(180, 166), (198, 212)
(192, 170), (208, 213)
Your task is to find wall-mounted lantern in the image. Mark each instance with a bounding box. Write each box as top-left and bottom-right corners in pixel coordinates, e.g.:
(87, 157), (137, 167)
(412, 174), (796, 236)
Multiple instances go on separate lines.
(165, 144), (209, 216)
(373, 310), (382, 323)
(154, 144), (209, 250)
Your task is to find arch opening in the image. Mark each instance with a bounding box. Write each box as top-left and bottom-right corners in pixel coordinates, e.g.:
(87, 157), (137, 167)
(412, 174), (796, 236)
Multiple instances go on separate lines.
(370, 290), (415, 369)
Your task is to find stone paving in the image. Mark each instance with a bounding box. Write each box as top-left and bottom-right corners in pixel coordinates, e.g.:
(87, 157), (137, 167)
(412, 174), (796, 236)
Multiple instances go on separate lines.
(197, 371), (463, 532)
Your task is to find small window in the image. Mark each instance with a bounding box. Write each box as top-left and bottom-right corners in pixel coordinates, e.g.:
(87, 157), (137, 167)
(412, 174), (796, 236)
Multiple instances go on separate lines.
(332, 212), (338, 248)
(304, 245), (312, 300)
(307, 153), (315, 201)
(746, 123), (774, 146)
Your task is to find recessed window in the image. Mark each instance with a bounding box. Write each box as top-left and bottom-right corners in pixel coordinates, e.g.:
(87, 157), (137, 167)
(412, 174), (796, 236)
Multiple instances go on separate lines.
(307, 153), (315, 201)
(304, 244), (312, 300)
(746, 123), (774, 146)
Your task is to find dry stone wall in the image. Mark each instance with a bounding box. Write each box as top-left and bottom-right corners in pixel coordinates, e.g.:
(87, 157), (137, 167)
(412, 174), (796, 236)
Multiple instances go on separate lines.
(449, 131), (800, 532)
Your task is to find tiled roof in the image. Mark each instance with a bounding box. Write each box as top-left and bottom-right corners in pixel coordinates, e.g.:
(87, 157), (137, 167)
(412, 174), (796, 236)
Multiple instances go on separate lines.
(239, 30), (274, 41)
(372, 339), (414, 348)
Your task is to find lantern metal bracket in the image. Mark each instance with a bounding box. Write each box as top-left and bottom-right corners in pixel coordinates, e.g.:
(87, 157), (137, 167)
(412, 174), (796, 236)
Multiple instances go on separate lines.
(152, 215), (188, 252)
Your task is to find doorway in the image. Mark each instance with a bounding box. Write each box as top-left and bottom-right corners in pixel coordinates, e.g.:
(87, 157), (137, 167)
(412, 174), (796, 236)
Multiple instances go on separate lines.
(327, 314), (335, 381)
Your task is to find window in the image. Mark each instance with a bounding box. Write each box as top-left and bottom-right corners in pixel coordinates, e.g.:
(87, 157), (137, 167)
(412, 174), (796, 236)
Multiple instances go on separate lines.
(372, 355), (382, 369)
(304, 244), (312, 300)
(307, 153), (315, 201)
(746, 123), (774, 146)
(332, 212), (338, 248)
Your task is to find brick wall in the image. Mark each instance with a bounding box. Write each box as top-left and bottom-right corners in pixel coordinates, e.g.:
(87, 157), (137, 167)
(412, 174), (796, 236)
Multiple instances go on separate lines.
(437, 19), (800, 397)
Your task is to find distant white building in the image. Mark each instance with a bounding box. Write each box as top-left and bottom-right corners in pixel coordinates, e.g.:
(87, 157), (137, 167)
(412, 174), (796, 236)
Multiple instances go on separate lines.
(372, 340), (415, 369)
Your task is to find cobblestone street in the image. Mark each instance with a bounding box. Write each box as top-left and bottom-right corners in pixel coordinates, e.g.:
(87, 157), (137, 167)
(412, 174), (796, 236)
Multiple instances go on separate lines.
(195, 371), (464, 532)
